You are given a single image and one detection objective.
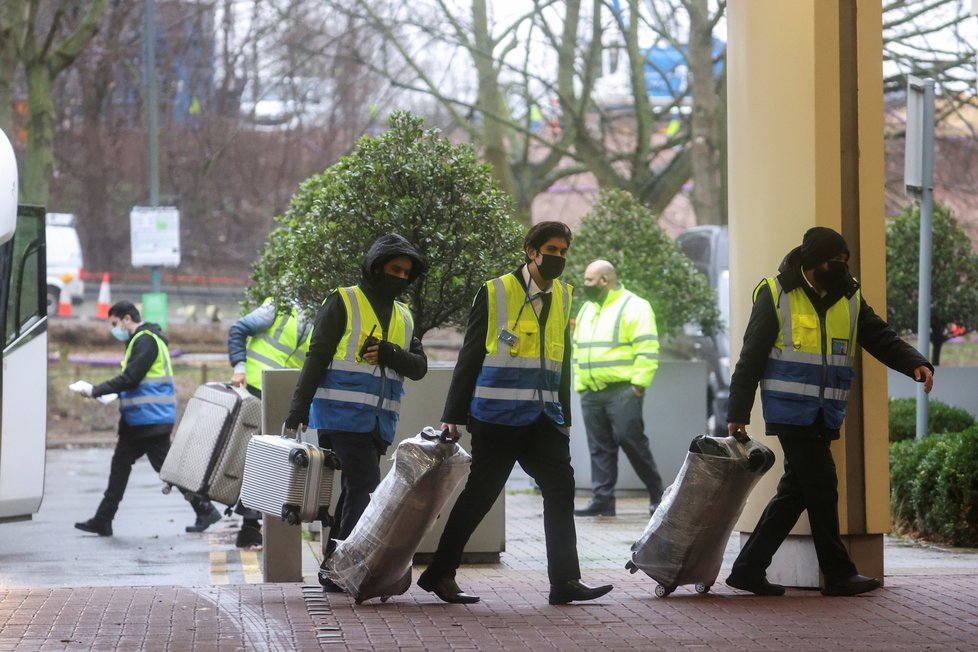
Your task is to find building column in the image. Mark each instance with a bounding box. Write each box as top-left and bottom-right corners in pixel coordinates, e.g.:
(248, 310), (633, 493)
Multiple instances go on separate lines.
(727, 0), (887, 587)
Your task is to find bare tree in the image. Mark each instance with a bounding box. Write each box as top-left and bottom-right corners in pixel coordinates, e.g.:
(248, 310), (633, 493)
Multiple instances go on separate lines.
(329, 0), (727, 224)
(2, 0), (108, 204)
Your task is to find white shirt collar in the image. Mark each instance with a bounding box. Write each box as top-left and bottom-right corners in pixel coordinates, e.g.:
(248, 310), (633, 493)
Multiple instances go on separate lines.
(521, 264), (552, 296)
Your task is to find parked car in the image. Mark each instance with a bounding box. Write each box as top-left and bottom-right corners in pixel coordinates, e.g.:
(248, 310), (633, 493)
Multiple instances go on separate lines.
(45, 212), (85, 316)
(674, 225), (729, 436)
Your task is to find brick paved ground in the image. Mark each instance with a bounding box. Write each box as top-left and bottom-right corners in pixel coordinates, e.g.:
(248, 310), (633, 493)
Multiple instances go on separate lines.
(2, 492), (977, 651)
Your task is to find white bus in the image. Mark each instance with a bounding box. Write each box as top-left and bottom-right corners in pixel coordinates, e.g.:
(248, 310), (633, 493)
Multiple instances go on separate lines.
(0, 127), (48, 523)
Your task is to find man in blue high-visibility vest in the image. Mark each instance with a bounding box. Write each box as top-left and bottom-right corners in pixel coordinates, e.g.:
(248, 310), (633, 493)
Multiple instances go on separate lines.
(74, 301), (222, 537)
(286, 234), (428, 594)
(724, 227), (934, 598)
(417, 221), (613, 606)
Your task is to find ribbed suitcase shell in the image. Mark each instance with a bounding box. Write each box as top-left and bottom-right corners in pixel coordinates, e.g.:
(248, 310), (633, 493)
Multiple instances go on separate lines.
(160, 383), (261, 506)
(239, 434), (339, 524)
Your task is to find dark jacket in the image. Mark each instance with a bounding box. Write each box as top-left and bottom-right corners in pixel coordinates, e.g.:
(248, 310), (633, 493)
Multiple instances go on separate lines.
(92, 322), (174, 439)
(726, 249), (933, 440)
(441, 267), (573, 429)
(286, 235), (428, 429)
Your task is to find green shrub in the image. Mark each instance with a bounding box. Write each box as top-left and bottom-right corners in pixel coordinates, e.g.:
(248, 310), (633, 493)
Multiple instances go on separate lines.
(890, 427), (978, 546)
(888, 397), (975, 442)
(248, 112), (524, 337)
(563, 189), (720, 338)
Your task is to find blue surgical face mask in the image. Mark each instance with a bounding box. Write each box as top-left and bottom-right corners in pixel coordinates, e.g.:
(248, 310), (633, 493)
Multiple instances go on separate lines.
(111, 325), (129, 342)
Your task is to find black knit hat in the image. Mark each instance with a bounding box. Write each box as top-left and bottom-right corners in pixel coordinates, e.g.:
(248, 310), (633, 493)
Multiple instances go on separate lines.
(798, 227), (849, 268)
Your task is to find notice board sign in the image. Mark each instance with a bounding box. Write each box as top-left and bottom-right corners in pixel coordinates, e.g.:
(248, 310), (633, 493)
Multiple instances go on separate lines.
(131, 206), (180, 267)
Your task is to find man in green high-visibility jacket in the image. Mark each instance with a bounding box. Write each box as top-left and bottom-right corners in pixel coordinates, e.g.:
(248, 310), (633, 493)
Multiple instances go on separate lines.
(572, 260), (664, 518)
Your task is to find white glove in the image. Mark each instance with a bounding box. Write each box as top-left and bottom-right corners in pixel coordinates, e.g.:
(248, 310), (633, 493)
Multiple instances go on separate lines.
(69, 380), (94, 398)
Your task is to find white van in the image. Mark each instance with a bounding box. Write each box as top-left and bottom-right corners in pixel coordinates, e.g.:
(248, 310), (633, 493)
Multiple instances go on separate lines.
(45, 212), (85, 316)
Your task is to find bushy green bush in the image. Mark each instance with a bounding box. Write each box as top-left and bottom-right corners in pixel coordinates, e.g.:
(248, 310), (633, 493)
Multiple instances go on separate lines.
(888, 397), (975, 442)
(890, 427), (978, 546)
(248, 112), (524, 337)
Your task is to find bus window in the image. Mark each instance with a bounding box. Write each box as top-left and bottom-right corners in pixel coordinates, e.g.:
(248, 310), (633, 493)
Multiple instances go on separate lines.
(5, 205), (45, 345)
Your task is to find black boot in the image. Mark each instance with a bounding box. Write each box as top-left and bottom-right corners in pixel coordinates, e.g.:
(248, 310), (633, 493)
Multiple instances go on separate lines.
(235, 521), (262, 548)
(186, 506), (222, 533)
(75, 517), (113, 537)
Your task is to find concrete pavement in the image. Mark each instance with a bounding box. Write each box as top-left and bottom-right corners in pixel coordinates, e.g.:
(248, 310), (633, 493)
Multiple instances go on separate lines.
(1, 447), (977, 650)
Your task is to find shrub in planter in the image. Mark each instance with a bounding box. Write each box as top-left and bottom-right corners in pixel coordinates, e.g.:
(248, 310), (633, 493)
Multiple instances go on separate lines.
(888, 397), (975, 442)
(248, 112), (524, 337)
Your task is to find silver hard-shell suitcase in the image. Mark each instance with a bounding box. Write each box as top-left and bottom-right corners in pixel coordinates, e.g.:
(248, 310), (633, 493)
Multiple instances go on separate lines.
(322, 427), (471, 604)
(239, 429), (341, 524)
(626, 434), (775, 597)
(160, 382), (261, 507)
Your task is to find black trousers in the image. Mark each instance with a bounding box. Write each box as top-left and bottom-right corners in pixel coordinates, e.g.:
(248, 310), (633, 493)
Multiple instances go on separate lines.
(427, 415), (581, 585)
(732, 434), (858, 582)
(319, 428), (387, 549)
(580, 384), (663, 504)
(94, 433), (214, 523)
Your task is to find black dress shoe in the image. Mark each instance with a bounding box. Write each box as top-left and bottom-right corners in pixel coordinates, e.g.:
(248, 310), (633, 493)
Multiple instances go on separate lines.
(548, 579), (613, 605)
(725, 572), (785, 596)
(821, 574), (881, 596)
(417, 570), (480, 604)
(186, 506), (222, 533)
(74, 518), (112, 537)
(574, 501), (615, 517)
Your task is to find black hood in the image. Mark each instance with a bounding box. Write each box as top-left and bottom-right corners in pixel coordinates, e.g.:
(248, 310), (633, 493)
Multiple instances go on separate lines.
(134, 321), (168, 345)
(360, 234), (426, 284)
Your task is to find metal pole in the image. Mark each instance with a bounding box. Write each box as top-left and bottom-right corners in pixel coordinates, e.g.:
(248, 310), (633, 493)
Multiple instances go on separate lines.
(143, 0), (162, 294)
(915, 79), (935, 441)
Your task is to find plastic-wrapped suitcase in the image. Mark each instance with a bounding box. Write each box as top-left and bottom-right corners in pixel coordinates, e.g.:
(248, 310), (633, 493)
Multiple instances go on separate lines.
(238, 429), (341, 524)
(160, 382), (261, 507)
(626, 434), (775, 597)
(322, 427), (471, 604)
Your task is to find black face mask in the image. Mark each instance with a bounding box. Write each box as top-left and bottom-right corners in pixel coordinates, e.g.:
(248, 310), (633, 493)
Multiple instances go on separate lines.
(813, 260), (850, 294)
(535, 254), (566, 280)
(376, 273), (410, 298)
(583, 285), (603, 302)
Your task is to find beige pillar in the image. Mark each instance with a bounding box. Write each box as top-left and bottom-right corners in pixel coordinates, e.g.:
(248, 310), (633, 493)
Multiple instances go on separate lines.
(727, 0), (887, 586)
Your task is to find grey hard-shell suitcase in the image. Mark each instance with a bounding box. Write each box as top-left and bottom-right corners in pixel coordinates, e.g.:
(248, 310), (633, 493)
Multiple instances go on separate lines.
(626, 434), (775, 597)
(160, 383), (261, 507)
(238, 429), (341, 524)
(322, 427), (471, 604)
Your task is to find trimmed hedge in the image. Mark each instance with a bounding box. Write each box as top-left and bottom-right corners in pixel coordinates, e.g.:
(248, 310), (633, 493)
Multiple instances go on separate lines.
(888, 397), (975, 442)
(889, 426), (978, 546)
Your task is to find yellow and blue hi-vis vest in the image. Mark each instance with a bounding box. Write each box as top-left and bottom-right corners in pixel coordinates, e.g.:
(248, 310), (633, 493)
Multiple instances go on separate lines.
(758, 276), (860, 430)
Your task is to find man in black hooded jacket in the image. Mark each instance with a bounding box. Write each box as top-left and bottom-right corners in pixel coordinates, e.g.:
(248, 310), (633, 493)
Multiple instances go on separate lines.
(724, 227), (934, 598)
(285, 234), (427, 593)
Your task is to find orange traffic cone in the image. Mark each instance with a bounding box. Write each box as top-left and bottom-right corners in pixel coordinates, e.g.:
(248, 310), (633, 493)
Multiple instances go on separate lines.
(57, 280), (73, 317)
(95, 273), (111, 319)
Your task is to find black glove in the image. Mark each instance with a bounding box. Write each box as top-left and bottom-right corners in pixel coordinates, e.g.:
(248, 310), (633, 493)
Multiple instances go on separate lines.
(376, 340), (401, 366)
(284, 412), (305, 431)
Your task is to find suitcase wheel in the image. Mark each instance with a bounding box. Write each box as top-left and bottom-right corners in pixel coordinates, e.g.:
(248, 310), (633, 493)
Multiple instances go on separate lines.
(654, 584), (673, 598)
(161, 484), (172, 495)
(323, 450), (342, 471)
(625, 561), (638, 574)
(695, 583), (711, 594)
(289, 449), (309, 468)
(282, 505), (301, 525)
